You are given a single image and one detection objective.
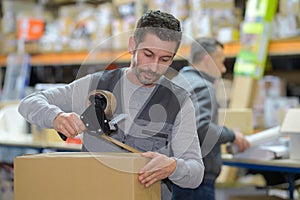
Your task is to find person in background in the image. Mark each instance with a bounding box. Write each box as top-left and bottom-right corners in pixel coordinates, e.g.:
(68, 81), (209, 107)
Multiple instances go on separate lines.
(172, 37), (250, 200)
(18, 10), (204, 200)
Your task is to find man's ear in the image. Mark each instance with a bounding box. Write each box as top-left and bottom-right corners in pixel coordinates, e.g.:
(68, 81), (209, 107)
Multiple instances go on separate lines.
(128, 36), (135, 54)
(203, 54), (211, 66)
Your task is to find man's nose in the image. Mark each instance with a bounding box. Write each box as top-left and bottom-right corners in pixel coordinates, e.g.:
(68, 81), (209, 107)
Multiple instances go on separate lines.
(221, 65), (227, 74)
(149, 61), (159, 73)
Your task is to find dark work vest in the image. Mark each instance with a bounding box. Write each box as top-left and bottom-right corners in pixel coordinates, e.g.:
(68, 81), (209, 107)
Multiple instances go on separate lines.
(88, 68), (188, 156)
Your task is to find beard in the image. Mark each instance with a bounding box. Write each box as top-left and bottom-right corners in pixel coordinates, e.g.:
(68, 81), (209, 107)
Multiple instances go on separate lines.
(133, 65), (162, 86)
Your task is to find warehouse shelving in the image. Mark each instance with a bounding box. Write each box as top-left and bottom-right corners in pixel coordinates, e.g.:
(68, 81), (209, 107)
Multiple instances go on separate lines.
(0, 37), (300, 67)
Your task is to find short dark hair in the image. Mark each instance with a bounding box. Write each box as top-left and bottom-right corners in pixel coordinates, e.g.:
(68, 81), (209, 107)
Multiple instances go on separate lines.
(190, 37), (224, 64)
(134, 10), (182, 53)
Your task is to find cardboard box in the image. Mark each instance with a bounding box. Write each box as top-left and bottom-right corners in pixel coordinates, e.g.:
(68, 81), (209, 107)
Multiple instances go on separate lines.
(14, 152), (161, 200)
(229, 76), (258, 109)
(279, 0), (300, 16)
(280, 109), (300, 160)
(196, 1), (234, 10)
(216, 165), (239, 184)
(31, 125), (63, 143)
(263, 97), (299, 128)
(218, 108), (253, 135)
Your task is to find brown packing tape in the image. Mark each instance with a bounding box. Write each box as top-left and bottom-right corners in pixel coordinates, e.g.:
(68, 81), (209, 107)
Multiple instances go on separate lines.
(85, 89), (141, 153)
(86, 89), (117, 118)
(102, 134), (141, 153)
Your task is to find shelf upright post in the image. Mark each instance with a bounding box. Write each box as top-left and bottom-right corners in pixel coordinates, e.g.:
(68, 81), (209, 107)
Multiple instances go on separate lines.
(134, 0), (144, 20)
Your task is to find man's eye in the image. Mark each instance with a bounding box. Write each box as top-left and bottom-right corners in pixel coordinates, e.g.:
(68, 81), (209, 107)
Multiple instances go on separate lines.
(144, 53), (152, 57)
(161, 58), (171, 62)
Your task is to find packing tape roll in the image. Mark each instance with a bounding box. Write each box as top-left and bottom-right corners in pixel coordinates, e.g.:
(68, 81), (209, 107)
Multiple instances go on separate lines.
(87, 90), (117, 118)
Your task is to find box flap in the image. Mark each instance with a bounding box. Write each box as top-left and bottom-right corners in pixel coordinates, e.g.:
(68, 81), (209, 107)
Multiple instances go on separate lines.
(280, 108), (300, 134)
(15, 152), (146, 173)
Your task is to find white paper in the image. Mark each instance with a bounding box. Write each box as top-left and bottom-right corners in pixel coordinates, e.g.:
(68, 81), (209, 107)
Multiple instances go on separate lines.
(228, 126), (281, 154)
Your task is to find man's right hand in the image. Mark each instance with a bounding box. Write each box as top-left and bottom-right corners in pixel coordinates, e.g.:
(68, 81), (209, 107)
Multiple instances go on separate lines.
(233, 131), (250, 152)
(53, 112), (86, 138)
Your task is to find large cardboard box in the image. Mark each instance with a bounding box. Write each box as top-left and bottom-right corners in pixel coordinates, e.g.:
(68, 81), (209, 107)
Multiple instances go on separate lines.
(229, 76), (258, 109)
(14, 152), (161, 200)
(218, 108), (253, 135)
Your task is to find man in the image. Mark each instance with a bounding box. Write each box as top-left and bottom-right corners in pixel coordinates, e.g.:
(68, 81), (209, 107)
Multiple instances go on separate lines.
(18, 10), (204, 200)
(172, 37), (250, 199)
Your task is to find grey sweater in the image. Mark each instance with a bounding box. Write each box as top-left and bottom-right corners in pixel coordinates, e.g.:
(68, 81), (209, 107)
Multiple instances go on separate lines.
(172, 66), (235, 181)
(18, 69), (204, 199)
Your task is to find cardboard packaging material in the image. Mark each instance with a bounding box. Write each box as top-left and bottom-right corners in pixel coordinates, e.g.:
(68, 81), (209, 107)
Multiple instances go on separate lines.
(217, 108), (253, 185)
(229, 76), (258, 109)
(280, 109), (300, 160)
(14, 152), (161, 200)
(263, 97), (299, 128)
(198, 1), (234, 10)
(279, 0), (300, 16)
(218, 108), (253, 135)
(31, 125), (64, 143)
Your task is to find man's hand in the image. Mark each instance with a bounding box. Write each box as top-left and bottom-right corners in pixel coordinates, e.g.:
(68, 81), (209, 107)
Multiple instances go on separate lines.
(233, 131), (250, 152)
(53, 112), (86, 138)
(138, 151), (176, 188)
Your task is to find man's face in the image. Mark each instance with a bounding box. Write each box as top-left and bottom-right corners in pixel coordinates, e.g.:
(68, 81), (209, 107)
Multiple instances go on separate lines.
(129, 33), (177, 87)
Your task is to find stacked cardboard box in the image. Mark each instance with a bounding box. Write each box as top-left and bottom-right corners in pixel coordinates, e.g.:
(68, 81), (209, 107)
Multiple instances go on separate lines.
(14, 152), (161, 200)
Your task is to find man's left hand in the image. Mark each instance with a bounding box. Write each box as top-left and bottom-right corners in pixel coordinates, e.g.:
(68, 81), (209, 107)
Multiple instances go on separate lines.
(138, 151), (176, 188)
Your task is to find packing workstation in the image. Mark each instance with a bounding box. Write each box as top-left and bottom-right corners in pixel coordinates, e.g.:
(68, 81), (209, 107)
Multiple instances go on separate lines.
(0, 0), (300, 200)
(219, 109), (300, 200)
